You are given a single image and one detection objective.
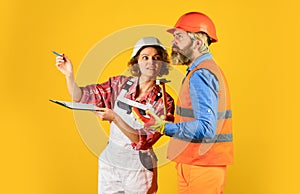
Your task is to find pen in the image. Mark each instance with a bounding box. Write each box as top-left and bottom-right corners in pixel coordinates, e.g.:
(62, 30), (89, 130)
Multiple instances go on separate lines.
(51, 50), (63, 57)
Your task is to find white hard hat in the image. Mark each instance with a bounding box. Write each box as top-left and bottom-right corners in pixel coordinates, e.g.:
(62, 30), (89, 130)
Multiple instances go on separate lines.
(131, 37), (166, 58)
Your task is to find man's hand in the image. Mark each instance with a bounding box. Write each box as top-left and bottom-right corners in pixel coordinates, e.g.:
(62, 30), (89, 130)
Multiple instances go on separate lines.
(132, 107), (165, 133)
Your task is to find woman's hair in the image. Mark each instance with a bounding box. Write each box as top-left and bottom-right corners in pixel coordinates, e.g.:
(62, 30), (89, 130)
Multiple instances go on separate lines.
(128, 45), (170, 77)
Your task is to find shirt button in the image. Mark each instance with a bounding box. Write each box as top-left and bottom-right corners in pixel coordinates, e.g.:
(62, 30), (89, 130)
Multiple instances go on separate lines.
(207, 109), (211, 113)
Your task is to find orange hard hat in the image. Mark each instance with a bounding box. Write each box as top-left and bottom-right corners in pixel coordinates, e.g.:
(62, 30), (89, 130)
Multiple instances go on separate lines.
(167, 12), (218, 43)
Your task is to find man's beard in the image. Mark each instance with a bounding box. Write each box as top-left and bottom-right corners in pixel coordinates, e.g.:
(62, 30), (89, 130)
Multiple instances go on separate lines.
(171, 44), (193, 65)
(171, 51), (191, 65)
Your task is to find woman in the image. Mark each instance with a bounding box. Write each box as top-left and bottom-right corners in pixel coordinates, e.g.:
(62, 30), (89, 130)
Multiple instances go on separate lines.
(55, 37), (174, 194)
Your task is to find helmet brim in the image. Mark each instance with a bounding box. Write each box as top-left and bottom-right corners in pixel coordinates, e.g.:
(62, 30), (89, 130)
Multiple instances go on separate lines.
(166, 28), (176, 34)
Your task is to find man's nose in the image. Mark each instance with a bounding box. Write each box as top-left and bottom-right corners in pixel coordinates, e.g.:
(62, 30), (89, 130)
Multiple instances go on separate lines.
(171, 39), (176, 45)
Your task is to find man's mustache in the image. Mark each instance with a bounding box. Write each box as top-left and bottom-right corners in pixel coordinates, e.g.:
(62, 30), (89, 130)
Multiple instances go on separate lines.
(172, 45), (180, 50)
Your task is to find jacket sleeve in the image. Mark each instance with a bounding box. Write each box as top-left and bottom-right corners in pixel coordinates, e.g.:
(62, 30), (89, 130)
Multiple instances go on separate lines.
(164, 69), (219, 141)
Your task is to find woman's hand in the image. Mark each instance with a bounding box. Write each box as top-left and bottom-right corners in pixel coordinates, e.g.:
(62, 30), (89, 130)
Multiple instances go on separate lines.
(94, 107), (116, 122)
(54, 53), (82, 101)
(55, 54), (74, 78)
(94, 107), (139, 143)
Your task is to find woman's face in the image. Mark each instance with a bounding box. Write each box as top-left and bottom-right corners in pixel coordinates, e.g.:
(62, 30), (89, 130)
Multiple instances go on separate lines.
(137, 47), (162, 80)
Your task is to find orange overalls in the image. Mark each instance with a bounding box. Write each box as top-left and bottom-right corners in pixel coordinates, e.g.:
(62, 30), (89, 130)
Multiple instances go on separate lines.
(167, 59), (233, 194)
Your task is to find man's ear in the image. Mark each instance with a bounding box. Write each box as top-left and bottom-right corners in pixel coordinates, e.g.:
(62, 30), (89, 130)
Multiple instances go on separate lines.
(193, 39), (202, 50)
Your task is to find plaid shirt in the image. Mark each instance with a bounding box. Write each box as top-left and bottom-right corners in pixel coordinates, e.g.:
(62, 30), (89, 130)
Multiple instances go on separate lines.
(79, 75), (175, 150)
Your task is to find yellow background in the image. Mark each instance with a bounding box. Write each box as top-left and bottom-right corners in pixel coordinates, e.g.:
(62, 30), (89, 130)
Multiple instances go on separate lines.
(1, 0), (299, 193)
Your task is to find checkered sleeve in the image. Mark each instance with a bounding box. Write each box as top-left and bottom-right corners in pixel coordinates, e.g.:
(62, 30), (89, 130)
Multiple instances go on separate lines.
(79, 76), (127, 109)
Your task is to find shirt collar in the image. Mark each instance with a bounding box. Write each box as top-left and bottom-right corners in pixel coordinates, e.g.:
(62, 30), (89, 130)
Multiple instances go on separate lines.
(127, 77), (138, 96)
(187, 53), (212, 73)
(127, 78), (161, 103)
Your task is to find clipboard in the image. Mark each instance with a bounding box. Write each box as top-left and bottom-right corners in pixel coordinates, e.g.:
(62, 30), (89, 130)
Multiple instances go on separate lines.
(49, 99), (98, 111)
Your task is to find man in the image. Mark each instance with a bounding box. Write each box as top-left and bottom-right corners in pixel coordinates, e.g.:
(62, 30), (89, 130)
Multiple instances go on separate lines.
(133, 12), (233, 194)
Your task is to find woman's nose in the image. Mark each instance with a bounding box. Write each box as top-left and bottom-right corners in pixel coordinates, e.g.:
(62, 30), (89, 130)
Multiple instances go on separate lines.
(147, 57), (155, 64)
